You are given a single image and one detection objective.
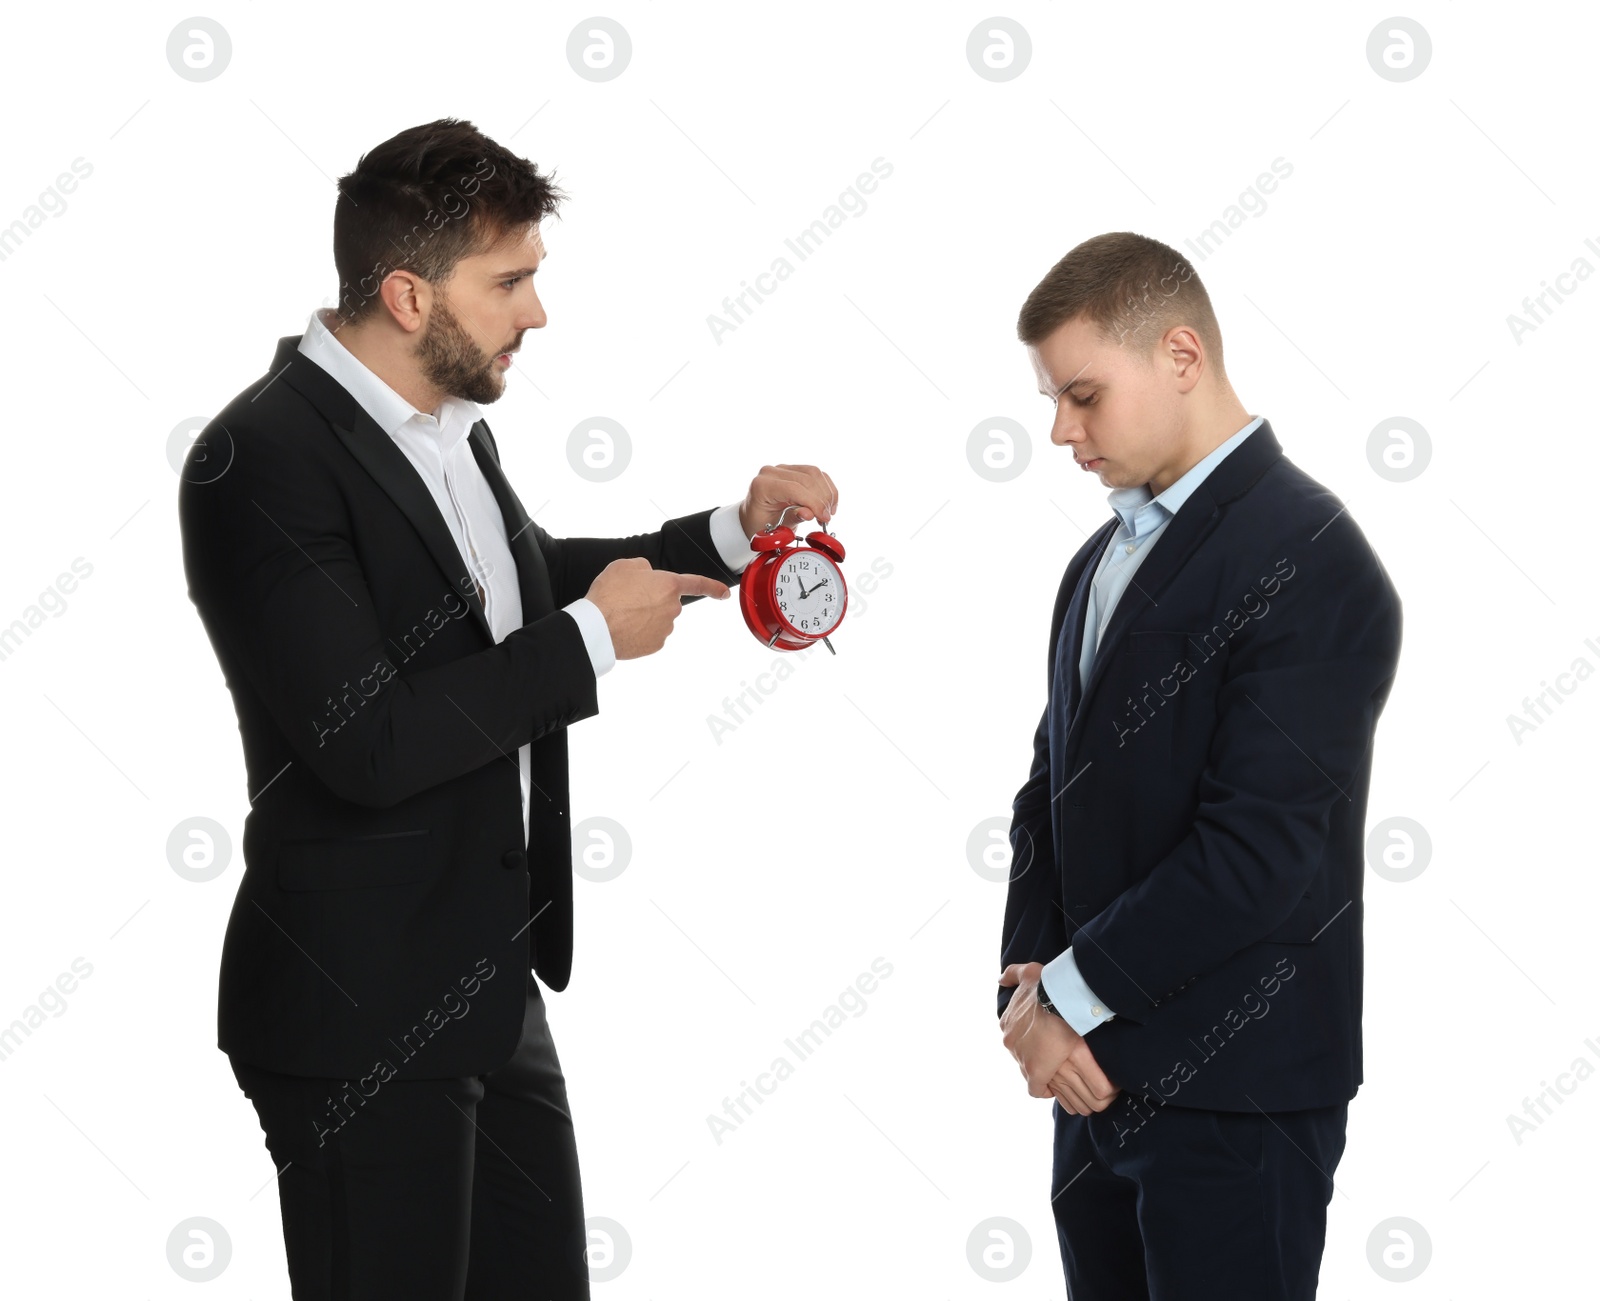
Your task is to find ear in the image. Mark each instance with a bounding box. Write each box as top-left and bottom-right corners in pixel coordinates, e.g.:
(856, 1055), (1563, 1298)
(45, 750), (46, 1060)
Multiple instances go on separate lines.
(1162, 325), (1206, 393)
(380, 269), (429, 334)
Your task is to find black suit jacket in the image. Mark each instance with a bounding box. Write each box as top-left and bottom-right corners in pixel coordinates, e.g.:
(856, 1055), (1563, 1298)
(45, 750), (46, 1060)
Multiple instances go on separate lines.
(998, 419), (1402, 1111)
(179, 333), (745, 1080)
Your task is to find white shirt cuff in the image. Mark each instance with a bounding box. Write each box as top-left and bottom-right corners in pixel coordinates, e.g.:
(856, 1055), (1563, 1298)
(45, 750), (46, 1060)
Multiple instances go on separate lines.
(708, 501), (759, 572)
(562, 598), (615, 677)
(1040, 946), (1117, 1036)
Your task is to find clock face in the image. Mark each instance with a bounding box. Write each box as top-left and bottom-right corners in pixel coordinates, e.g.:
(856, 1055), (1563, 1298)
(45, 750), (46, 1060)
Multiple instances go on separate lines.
(772, 551), (844, 636)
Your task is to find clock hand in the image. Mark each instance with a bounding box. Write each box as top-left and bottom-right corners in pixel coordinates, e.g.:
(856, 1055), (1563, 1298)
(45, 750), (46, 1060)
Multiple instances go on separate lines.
(794, 576), (810, 598)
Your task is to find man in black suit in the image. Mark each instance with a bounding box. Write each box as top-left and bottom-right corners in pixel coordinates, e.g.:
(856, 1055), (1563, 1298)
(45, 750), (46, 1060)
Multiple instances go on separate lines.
(996, 232), (1402, 1298)
(179, 118), (836, 1300)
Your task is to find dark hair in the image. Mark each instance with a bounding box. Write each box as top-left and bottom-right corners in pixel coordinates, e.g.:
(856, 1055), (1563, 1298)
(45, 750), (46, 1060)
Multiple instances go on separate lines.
(331, 117), (567, 326)
(1016, 232), (1225, 377)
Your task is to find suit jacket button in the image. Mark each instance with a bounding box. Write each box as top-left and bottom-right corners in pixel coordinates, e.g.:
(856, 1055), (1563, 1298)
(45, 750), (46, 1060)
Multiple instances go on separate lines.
(502, 850), (527, 871)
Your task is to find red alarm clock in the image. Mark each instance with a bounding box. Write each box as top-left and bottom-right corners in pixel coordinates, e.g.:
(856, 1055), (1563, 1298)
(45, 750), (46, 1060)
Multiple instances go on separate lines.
(739, 515), (848, 654)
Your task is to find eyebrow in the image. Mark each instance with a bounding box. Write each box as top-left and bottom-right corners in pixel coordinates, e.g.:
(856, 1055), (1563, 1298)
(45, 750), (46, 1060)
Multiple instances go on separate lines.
(1039, 374), (1097, 398)
(490, 257), (545, 278)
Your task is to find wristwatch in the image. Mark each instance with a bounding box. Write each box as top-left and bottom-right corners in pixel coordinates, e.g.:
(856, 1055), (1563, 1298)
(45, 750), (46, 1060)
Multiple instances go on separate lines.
(1035, 981), (1064, 1020)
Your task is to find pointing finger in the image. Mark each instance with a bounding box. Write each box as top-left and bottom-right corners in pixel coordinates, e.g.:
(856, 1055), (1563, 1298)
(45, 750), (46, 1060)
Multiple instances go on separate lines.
(672, 572), (732, 600)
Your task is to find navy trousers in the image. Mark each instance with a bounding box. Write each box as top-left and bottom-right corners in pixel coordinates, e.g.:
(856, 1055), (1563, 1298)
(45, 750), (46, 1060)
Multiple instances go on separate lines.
(230, 974), (590, 1300)
(1051, 1091), (1348, 1299)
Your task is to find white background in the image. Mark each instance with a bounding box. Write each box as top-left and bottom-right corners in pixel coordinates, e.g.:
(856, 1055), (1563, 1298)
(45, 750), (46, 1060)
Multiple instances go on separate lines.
(0, 2), (1594, 1296)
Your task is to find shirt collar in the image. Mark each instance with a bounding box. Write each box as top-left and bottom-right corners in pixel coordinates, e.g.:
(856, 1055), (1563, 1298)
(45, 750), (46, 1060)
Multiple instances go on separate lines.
(1105, 415), (1264, 537)
(298, 308), (482, 457)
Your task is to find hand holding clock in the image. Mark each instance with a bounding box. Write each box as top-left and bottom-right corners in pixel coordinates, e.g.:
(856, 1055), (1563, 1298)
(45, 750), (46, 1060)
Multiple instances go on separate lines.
(734, 462), (849, 652)
(737, 463), (839, 538)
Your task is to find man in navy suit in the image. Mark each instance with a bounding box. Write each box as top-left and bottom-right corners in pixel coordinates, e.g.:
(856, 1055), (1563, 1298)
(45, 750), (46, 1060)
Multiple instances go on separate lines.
(996, 232), (1402, 1298)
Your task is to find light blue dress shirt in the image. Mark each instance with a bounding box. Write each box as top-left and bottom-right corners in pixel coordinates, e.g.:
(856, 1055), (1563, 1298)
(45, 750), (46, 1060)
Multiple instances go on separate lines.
(1039, 416), (1264, 1035)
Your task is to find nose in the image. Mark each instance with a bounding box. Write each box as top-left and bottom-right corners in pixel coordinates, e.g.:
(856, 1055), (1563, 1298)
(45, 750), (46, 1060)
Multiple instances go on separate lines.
(518, 286), (548, 332)
(1050, 407), (1084, 447)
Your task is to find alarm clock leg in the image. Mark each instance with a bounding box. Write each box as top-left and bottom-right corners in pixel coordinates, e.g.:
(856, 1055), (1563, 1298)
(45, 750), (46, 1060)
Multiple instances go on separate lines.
(822, 636), (837, 656)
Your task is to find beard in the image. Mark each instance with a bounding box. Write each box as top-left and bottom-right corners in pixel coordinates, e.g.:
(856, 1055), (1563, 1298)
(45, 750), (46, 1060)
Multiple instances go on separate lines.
(416, 293), (511, 405)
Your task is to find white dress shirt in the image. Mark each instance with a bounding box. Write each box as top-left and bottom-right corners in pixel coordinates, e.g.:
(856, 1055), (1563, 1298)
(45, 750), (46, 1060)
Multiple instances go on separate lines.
(297, 308), (758, 844)
(1040, 416), (1264, 1034)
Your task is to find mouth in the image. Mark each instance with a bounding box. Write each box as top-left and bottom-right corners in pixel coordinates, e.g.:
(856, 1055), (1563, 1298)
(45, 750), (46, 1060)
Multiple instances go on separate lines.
(1077, 457), (1104, 471)
(496, 351), (514, 366)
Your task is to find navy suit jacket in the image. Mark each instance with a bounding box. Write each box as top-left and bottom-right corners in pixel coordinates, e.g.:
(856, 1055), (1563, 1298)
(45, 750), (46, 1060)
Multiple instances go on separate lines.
(997, 419), (1402, 1111)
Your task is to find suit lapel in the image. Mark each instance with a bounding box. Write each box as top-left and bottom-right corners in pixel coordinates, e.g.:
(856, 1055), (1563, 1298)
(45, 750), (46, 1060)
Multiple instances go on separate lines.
(1052, 520), (1117, 715)
(324, 406), (497, 644)
(468, 425), (554, 620)
(274, 338), (496, 639)
(1079, 487), (1226, 703)
(1048, 497), (1221, 770)
(1058, 420), (1286, 758)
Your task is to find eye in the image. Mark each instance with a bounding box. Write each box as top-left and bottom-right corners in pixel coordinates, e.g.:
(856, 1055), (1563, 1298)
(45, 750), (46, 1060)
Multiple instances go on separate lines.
(501, 276), (524, 290)
(1070, 392), (1098, 407)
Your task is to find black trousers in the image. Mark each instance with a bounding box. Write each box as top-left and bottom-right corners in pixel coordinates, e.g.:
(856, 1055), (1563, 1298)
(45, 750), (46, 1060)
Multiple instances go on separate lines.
(1051, 1091), (1348, 1300)
(230, 974), (590, 1300)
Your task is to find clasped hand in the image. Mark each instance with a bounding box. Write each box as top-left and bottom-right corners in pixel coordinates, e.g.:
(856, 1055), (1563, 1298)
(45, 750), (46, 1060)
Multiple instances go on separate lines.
(998, 962), (1121, 1115)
